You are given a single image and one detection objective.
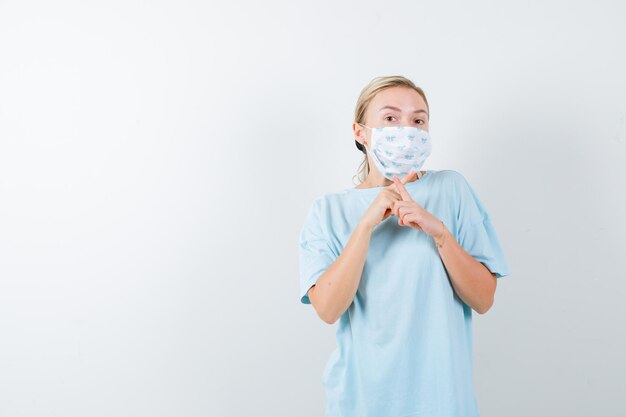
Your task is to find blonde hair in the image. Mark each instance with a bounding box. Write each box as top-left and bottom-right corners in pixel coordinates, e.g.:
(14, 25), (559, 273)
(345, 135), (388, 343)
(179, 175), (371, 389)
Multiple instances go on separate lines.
(352, 75), (430, 185)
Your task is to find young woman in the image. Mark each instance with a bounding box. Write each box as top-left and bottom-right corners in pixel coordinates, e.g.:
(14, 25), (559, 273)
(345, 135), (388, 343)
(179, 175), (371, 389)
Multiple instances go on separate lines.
(298, 75), (510, 417)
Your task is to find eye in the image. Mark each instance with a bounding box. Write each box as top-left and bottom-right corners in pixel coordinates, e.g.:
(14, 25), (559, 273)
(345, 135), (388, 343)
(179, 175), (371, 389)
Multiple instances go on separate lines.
(415, 119), (425, 124)
(384, 116), (396, 122)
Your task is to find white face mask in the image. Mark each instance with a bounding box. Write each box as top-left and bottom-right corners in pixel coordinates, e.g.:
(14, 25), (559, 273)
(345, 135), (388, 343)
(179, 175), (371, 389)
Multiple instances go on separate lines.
(358, 124), (432, 180)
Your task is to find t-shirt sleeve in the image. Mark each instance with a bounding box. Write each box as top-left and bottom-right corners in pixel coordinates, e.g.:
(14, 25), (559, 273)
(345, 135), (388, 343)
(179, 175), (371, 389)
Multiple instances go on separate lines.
(298, 199), (337, 304)
(453, 172), (511, 279)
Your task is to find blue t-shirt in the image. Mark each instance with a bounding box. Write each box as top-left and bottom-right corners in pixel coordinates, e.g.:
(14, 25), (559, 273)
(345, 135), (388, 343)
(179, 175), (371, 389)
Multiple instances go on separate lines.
(298, 169), (510, 417)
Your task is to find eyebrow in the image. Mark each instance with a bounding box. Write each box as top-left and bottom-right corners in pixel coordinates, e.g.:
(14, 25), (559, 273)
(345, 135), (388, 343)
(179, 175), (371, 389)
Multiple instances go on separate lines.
(378, 105), (428, 115)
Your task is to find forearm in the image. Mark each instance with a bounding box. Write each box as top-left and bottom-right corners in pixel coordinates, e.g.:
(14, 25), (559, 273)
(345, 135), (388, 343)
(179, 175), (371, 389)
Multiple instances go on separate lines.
(309, 221), (373, 324)
(435, 223), (497, 314)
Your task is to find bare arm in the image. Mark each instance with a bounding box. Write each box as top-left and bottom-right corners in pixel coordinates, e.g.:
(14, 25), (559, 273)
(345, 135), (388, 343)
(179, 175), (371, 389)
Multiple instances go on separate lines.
(435, 224), (497, 314)
(390, 175), (498, 315)
(307, 220), (373, 324)
(305, 171), (418, 325)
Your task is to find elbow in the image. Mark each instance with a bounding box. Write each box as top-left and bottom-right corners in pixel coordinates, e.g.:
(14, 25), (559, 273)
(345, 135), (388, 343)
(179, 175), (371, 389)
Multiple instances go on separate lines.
(309, 286), (339, 324)
(476, 298), (494, 315)
(316, 303), (339, 325)
(475, 282), (496, 314)
(319, 315), (334, 324)
(311, 304), (337, 324)
(320, 312), (338, 325)
(475, 305), (489, 315)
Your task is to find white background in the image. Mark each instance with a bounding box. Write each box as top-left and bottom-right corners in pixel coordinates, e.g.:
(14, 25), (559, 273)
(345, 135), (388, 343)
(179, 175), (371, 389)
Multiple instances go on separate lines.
(1, 0), (625, 416)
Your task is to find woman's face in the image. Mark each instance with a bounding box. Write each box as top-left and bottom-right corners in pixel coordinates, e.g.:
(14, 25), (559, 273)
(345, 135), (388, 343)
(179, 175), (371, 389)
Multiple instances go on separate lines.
(354, 86), (430, 149)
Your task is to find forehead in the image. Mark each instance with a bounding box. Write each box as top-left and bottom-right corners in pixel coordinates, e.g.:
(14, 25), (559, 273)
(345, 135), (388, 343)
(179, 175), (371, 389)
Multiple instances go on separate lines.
(368, 86), (428, 113)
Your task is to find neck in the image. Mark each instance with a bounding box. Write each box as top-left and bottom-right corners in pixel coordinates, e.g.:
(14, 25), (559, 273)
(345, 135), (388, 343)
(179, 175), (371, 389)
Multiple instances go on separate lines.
(362, 177), (392, 188)
(358, 171), (424, 189)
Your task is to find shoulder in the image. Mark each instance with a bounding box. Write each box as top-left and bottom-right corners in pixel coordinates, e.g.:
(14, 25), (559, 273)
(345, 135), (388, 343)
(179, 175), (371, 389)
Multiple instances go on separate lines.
(306, 186), (356, 213)
(425, 170), (481, 211)
(431, 169), (465, 180)
(301, 191), (342, 226)
(306, 191), (339, 212)
(428, 169), (472, 190)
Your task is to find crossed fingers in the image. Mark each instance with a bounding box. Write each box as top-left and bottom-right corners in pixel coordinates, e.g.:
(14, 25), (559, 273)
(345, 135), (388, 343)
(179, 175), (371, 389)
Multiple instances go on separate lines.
(391, 174), (422, 228)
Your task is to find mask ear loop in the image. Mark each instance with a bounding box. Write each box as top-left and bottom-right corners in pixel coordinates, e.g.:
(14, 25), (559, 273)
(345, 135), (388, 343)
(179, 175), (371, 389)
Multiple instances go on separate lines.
(357, 123), (371, 153)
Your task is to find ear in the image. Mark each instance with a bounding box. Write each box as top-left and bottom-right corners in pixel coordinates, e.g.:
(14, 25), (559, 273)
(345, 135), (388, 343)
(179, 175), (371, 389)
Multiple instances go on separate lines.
(353, 122), (367, 145)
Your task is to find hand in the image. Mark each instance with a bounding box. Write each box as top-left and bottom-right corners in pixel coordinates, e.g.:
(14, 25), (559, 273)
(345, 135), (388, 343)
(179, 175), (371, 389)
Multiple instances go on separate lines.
(359, 171), (420, 230)
(391, 174), (444, 239)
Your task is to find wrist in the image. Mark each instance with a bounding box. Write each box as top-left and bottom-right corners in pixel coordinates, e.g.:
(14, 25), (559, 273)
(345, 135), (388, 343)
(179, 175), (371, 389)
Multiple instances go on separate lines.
(357, 219), (375, 234)
(433, 220), (447, 249)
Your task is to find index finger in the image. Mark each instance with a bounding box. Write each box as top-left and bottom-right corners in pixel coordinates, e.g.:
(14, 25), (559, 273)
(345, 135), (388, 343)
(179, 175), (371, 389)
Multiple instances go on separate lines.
(385, 170), (416, 190)
(392, 174), (412, 201)
(400, 170), (417, 185)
